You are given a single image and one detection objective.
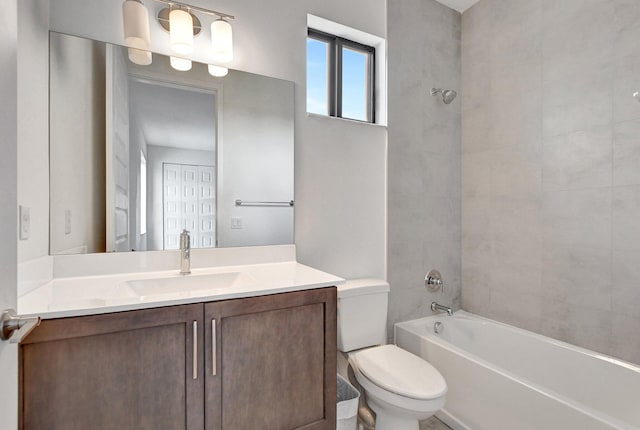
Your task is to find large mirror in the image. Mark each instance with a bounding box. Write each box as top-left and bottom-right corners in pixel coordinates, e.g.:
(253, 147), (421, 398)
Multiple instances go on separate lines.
(49, 32), (294, 254)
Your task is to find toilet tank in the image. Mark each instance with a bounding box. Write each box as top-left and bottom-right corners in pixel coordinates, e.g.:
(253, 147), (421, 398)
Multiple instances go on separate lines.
(337, 279), (390, 352)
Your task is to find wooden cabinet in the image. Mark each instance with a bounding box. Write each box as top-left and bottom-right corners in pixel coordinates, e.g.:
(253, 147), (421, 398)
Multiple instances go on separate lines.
(20, 304), (204, 430)
(19, 288), (336, 430)
(205, 288), (336, 430)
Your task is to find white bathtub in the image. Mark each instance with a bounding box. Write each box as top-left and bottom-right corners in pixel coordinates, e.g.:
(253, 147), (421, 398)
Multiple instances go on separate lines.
(395, 311), (640, 430)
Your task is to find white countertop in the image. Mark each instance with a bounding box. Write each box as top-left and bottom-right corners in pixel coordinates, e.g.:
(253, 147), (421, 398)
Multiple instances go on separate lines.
(19, 262), (344, 319)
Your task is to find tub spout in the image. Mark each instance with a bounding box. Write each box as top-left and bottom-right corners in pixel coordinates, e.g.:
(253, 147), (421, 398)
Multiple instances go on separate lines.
(431, 301), (453, 316)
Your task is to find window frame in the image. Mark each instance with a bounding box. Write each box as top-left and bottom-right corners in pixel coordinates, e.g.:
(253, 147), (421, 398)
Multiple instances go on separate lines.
(307, 28), (376, 123)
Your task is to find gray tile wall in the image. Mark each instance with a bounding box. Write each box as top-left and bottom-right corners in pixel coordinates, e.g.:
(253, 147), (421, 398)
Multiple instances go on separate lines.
(388, 0), (462, 338)
(462, 0), (640, 364)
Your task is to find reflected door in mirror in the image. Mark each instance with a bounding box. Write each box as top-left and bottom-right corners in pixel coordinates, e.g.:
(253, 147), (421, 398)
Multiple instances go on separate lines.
(163, 163), (216, 249)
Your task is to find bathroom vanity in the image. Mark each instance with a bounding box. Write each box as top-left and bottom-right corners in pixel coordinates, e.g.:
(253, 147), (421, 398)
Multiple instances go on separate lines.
(16, 25), (337, 429)
(18, 261), (340, 430)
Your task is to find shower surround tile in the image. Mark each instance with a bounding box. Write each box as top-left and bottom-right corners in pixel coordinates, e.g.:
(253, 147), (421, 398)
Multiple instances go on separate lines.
(388, 0), (461, 338)
(542, 187), (612, 252)
(613, 54), (640, 123)
(542, 126), (613, 191)
(541, 70), (613, 138)
(462, 0), (639, 365)
(541, 245), (612, 311)
(613, 119), (640, 186)
(611, 313), (640, 365)
(612, 185), (640, 251)
(612, 249), (640, 319)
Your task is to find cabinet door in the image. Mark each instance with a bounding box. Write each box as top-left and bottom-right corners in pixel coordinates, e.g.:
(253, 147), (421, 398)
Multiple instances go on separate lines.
(204, 288), (337, 430)
(20, 304), (204, 430)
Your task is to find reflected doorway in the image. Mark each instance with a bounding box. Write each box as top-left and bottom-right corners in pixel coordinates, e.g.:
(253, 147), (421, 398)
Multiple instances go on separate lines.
(163, 163), (216, 249)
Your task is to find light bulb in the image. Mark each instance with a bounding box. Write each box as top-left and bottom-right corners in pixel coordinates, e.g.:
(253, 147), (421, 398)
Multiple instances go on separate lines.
(211, 19), (233, 63)
(170, 56), (192, 71)
(208, 65), (228, 77)
(128, 48), (152, 65)
(122, 0), (151, 65)
(170, 9), (194, 55)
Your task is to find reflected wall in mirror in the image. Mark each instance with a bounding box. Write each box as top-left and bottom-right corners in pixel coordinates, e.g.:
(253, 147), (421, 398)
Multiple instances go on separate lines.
(49, 32), (294, 255)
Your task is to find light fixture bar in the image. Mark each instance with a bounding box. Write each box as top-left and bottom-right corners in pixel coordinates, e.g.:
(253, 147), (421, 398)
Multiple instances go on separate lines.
(152, 0), (234, 20)
(157, 7), (202, 35)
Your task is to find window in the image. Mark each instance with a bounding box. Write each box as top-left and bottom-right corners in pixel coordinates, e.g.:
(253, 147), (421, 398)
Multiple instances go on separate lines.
(307, 29), (375, 123)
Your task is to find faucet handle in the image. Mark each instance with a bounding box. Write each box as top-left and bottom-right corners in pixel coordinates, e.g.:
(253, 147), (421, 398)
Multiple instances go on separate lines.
(425, 269), (444, 293)
(180, 229), (191, 249)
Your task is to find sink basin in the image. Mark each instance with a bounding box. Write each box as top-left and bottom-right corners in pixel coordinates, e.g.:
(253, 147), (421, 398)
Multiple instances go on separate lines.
(127, 272), (249, 297)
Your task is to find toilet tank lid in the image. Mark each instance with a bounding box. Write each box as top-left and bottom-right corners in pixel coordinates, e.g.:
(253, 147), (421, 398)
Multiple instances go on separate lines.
(337, 278), (390, 298)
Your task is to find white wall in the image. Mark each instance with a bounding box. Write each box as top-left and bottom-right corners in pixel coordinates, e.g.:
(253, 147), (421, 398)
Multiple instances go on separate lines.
(218, 71), (294, 248)
(49, 33), (106, 254)
(48, 0), (387, 279)
(0, 2), (19, 428)
(17, 0), (49, 262)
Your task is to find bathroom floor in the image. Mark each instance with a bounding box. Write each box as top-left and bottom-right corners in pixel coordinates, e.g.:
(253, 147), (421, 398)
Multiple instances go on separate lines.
(420, 417), (453, 430)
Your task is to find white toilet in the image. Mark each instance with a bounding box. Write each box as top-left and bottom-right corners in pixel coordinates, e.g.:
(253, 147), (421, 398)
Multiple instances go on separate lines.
(337, 279), (447, 430)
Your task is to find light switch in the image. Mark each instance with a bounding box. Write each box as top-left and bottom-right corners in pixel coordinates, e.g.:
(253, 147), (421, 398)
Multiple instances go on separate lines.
(65, 210), (72, 235)
(231, 216), (243, 229)
(19, 206), (30, 240)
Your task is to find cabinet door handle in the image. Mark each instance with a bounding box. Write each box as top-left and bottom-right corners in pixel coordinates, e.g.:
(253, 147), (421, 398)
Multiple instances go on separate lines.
(212, 319), (217, 376)
(193, 320), (198, 380)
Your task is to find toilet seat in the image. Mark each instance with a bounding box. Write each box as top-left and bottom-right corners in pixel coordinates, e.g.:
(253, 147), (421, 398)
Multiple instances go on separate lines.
(349, 345), (447, 400)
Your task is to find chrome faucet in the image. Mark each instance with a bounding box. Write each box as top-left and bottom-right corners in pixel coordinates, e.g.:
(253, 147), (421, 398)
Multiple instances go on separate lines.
(431, 302), (453, 316)
(180, 229), (191, 275)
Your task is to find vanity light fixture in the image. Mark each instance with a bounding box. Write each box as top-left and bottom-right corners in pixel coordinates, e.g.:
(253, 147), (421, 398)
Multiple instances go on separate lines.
(208, 64), (228, 77)
(170, 56), (192, 71)
(122, 0), (152, 65)
(155, 0), (234, 63)
(123, 0), (235, 72)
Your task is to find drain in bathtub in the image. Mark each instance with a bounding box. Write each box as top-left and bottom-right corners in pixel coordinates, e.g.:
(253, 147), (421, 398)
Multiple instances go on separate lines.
(434, 321), (444, 334)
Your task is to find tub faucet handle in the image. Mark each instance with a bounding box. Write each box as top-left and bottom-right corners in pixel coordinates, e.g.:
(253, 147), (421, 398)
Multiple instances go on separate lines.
(425, 269), (444, 293)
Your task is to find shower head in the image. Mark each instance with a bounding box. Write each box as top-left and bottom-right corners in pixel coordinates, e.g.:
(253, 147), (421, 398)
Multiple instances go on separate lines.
(431, 88), (458, 104)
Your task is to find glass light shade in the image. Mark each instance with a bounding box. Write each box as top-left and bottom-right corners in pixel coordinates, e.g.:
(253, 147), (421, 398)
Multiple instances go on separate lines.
(170, 9), (194, 55)
(122, 0), (151, 63)
(208, 65), (228, 77)
(128, 48), (152, 65)
(170, 56), (192, 71)
(211, 19), (233, 63)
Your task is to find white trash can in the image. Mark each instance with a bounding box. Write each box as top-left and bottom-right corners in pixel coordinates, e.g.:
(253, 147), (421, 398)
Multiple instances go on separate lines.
(337, 374), (360, 430)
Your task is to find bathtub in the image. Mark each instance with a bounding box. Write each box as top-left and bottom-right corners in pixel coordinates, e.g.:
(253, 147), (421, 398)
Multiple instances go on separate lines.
(395, 311), (640, 430)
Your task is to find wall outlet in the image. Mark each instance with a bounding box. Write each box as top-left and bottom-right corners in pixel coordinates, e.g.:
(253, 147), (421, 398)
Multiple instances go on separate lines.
(65, 210), (72, 235)
(19, 206), (30, 240)
(231, 216), (243, 229)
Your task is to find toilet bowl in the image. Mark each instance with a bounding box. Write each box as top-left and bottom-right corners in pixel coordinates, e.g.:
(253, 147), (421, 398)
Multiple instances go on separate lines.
(337, 279), (447, 430)
(348, 344), (446, 430)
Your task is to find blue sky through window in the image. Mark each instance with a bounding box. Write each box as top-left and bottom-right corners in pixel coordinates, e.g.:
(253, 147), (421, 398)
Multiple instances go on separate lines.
(341, 47), (368, 121)
(307, 36), (371, 121)
(307, 38), (329, 115)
